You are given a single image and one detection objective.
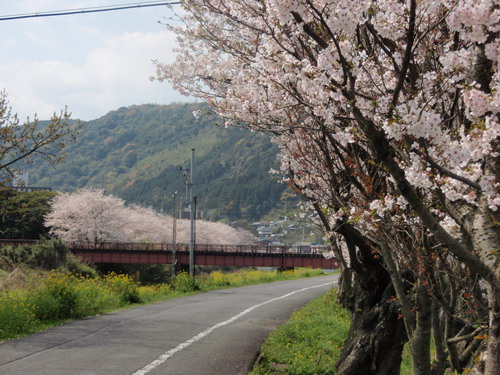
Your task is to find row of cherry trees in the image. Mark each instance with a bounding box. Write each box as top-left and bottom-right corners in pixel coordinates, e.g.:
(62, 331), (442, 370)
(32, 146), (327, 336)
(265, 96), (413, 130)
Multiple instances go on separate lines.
(155, 1), (499, 374)
(44, 189), (257, 245)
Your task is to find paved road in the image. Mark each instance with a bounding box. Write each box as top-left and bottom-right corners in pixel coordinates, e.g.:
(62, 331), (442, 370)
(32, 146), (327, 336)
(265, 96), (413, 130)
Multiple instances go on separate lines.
(0, 274), (337, 375)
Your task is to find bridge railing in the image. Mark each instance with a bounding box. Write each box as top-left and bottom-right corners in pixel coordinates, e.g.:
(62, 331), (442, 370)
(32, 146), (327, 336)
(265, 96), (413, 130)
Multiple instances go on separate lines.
(66, 242), (329, 255)
(0, 240), (331, 256)
(67, 241), (167, 251)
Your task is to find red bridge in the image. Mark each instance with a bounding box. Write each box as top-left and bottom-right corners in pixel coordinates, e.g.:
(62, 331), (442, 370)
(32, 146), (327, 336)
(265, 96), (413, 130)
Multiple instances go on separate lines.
(1, 240), (338, 269)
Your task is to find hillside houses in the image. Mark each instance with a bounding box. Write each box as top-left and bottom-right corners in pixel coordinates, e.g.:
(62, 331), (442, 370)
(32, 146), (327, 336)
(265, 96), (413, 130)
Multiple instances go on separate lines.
(250, 219), (314, 246)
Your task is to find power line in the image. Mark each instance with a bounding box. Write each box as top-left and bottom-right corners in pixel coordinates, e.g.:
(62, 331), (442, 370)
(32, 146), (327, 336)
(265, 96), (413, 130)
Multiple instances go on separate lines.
(0, 1), (181, 22)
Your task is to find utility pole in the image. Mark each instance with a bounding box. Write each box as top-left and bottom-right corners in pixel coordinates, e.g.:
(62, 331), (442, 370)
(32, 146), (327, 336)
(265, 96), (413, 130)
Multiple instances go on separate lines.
(180, 149), (196, 276)
(189, 149), (195, 276)
(171, 191), (177, 278)
(193, 196), (197, 275)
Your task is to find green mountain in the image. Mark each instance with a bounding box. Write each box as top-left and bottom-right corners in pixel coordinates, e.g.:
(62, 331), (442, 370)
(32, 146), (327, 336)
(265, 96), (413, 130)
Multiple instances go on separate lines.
(24, 103), (288, 221)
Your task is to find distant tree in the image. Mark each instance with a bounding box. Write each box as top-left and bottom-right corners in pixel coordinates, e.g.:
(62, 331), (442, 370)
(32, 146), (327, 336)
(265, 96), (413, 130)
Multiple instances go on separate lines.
(45, 189), (257, 245)
(192, 219), (257, 245)
(124, 204), (171, 242)
(45, 189), (130, 244)
(0, 89), (79, 180)
(0, 186), (57, 239)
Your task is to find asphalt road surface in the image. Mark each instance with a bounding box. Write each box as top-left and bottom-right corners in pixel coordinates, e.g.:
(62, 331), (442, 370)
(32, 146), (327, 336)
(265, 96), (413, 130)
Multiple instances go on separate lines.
(0, 274), (338, 375)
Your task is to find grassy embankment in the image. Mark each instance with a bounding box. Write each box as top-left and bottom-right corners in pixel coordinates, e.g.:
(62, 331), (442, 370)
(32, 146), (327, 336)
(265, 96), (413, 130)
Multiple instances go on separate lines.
(249, 289), (349, 375)
(249, 290), (413, 375)
(0, 267), (326, 341)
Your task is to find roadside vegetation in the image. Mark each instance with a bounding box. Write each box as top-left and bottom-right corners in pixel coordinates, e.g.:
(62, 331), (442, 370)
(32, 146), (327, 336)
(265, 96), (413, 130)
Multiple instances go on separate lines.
(0, 245), (326, 341)
(249, 290), (413, 375)
(250, 290), (350, 375)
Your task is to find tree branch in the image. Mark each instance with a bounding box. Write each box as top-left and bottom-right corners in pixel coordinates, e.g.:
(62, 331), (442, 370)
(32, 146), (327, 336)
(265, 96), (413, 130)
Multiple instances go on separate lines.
(390, 0), (416, 113)
(411, 148), (482, 191)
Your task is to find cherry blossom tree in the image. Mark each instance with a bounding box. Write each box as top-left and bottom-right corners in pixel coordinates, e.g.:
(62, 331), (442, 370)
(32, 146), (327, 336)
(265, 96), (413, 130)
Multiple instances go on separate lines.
(193, 219), (259, 244)
(155, 1), (500, 374)
(124, 204), (171, 243)
(45, 189), (131, 243)
(45, 189), (257, 245)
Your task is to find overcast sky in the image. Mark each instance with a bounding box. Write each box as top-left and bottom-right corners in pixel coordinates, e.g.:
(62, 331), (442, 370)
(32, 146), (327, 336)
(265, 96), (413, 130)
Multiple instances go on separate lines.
(0, 1), (191, 121)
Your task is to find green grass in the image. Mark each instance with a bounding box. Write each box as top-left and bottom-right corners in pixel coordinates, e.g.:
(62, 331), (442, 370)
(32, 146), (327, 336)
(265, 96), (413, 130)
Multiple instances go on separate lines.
(249, 289), (350, 375)
(0, 268), (327, 341)
(248, 288), (417, 375)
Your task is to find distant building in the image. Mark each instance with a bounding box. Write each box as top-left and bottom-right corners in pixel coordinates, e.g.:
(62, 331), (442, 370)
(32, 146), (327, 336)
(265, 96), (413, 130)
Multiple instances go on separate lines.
(251, 221), (269, 228)
(5, 171), (52, 192)
(257, 238), (272, 246)
(13, 171), (29, 187)
(284, 223), (300, 234)
(257, 227), (273, 237)
(11, 186), (52, 192)
(270, 220), (287, 228)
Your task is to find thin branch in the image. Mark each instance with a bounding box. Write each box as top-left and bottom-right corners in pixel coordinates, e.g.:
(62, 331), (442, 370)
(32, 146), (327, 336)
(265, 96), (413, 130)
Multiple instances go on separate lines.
(411, 148), (482, 191)
(447, 326), (487, 344)
(291, 11), (328, 49)
(390, 0), (417, 114)
(379, 242), (416, 336)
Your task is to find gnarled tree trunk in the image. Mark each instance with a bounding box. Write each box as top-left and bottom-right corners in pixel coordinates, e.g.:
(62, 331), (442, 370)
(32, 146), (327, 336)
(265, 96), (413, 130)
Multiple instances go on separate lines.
(335, 225), (407, 375)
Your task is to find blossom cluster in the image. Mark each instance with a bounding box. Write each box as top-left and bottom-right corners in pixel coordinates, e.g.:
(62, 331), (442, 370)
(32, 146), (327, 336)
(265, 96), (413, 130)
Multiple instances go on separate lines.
(156, 0), (499, 248)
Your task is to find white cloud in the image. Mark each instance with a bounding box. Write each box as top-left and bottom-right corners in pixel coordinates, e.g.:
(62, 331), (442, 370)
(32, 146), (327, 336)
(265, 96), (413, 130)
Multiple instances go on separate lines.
(0, 2), (190, 121)
(0, 30), (187, 121)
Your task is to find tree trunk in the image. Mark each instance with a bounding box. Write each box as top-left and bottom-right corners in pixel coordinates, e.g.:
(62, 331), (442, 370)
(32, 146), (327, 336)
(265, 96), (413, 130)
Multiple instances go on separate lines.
(411, 282), (432, 375)
(469, 172), (500, 374)
(431, 301), (448, 375)
(336, 268), (406, 375)
(484, 282), (500, 375)
(335, 226), (406, 375)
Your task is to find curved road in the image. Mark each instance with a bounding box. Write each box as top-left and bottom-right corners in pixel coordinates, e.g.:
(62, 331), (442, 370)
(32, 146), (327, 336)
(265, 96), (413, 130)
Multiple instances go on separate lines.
(0, 274), (337, 375)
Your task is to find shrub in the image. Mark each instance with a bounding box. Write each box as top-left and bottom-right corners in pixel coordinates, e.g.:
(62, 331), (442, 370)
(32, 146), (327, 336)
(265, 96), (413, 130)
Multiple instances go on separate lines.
(28, 272), (78, 320)
(65, 254), (98, 278)
(28, 289), (61, 321)
(138, 284), (173, 303)
(171, 272), (199, 292)
(71, 277), (120, 318)
(96, 263), (170, 285)
(103, 272), (141, 304)
(0, 244), (32, 265)
(29, 239), (69, 269)
(0, 291), (36, 339)
(209, 271), (231, 287)
(26, 271), (134, 321)
(0, 239), (74, 271)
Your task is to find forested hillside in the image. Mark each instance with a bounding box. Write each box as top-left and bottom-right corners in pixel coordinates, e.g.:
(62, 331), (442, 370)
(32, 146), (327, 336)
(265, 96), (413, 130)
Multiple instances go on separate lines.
(23, 103), (288, 221)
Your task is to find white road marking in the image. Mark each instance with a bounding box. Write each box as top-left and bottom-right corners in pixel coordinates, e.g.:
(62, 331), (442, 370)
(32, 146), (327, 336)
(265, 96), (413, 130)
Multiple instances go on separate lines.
(130, 281), (333, 375)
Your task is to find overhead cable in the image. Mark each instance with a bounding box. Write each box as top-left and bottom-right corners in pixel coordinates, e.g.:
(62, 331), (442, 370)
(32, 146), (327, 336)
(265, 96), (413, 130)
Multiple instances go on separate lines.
(0, 1), (180, 21)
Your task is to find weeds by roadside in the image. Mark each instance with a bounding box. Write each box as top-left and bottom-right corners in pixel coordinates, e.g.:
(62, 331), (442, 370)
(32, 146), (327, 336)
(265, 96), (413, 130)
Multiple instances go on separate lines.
(0, 268), (326, 341)
(249, 289), (349, 375)
(248, 288), (414, 375)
